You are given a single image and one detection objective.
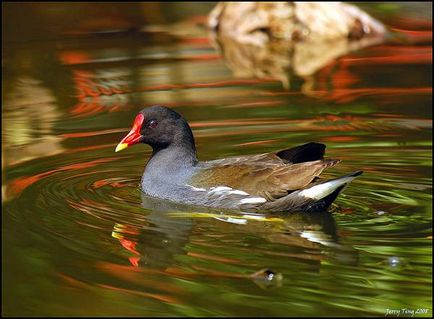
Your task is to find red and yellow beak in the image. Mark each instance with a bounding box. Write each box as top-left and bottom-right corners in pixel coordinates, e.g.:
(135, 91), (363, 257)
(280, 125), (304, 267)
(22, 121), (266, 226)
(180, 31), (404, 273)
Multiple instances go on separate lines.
(115, 113), (145, 152)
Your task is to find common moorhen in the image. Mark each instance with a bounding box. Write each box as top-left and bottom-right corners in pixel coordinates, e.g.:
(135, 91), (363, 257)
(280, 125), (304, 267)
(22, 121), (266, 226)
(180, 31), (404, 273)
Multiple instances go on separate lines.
(116, 105), (362, 213)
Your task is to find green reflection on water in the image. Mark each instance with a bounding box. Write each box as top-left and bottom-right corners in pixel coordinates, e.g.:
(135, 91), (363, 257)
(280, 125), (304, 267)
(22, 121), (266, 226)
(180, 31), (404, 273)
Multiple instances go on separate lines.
(2, 2), (432, 317)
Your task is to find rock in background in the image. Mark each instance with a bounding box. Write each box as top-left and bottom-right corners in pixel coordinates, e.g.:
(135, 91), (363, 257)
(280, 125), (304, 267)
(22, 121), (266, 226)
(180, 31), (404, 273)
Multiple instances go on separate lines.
(208, 2), (387, 88)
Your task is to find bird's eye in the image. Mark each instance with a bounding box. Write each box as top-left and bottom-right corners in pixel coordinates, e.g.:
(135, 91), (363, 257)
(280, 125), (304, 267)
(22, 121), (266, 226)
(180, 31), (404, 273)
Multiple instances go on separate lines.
(148, 119), (158, 129)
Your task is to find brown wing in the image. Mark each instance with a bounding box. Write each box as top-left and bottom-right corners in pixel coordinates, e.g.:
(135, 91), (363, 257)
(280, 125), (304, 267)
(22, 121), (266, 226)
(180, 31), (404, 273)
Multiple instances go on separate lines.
(191, 143), (340, 200)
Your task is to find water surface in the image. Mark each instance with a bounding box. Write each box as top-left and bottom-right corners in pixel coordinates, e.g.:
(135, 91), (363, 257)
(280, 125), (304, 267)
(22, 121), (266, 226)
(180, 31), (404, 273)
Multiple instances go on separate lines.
(2, 3), (432, 317)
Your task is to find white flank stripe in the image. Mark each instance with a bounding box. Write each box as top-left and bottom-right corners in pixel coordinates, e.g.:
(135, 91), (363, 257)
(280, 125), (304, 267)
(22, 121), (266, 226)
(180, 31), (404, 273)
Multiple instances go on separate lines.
(239, 197), (267, 204)
(188, 185), (206, 192)
(228, 190), (249, 195)
(209, 186), (232, 193)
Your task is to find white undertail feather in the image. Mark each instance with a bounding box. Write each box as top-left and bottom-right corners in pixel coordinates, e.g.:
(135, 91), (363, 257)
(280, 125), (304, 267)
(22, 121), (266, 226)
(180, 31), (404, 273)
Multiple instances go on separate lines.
(209, 186), (249, 196)
(298, 175), (358, 200)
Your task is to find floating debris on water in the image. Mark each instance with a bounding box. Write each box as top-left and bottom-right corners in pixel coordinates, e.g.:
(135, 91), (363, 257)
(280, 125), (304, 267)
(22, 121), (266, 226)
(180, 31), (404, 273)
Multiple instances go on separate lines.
(250, 268), (283, 288)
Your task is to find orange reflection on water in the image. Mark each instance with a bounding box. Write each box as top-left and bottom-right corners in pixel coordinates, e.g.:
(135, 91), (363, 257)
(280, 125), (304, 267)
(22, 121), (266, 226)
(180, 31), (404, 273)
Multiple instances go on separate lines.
(318, 87), (431, 104)
(389, 28), (432, 41)
(96, 261), (184, 297)
(59, 51), (132, 117)
(8, 158), (120, 196)
(190, 118), (288, 128)
(93, 179), (126, 189)
(310, 44), (432, 102)
(233, 139), (279, 147)
(96, 283), (180, 304)
(59, 51), (91, 65)
(112, 223), (142, 267)
(132, 78), (276, 93)
(60, 129), (126, 139)
(57, 273), (91, 290)
(322, 136), (359, 142)
(66, 144), (115, 154)
(339, 52), (432, 66)
(180, 37), (210, 45)
(119, 239), (140, 256)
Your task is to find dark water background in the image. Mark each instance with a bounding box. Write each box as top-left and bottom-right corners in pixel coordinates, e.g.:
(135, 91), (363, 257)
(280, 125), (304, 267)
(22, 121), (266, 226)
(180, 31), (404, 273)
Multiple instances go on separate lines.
(2, 2), (432, 316)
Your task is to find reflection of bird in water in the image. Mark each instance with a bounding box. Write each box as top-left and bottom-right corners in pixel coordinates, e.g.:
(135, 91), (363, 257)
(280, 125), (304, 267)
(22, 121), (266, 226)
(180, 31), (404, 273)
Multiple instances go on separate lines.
(111, 193), (194, 269)
(111, 192), (358, 274)
(208, 2), (386, 89)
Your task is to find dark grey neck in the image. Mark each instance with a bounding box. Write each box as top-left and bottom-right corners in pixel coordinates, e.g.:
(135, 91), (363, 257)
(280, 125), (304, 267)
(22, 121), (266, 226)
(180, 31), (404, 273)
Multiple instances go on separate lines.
(150, 143), (198, 168)
(142, 142), (198, 193)
(148, 125), (198, 171)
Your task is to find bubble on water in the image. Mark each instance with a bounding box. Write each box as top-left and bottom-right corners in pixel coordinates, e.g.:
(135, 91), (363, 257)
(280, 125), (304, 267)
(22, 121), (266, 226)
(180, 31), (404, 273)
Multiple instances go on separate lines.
(388, 256), (402, 267)
(375, 210), (386, 215)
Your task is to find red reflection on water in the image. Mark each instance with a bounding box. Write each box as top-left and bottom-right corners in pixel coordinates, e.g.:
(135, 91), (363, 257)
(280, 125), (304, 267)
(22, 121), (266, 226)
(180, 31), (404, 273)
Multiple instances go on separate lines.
(224, 100), (284, 108)
(61, 129), (126, 138)
(234, 139), (278, 147)
(190, 118), (290, 128)
(391, 29), (432, 44)
(112, 224), (142, 267)
(9, 158), (119, 195)
(311, 42), (432, 103)
(319, 87), (431, 104)
(327, 67), (359, 88)
(373, 113), (405, 118)
(336, 208), (357, 216)
(9, 175), (41, 197)
(93, 179), (126, 189)
(180, 37), (210, 45)
(322, 136), (359, 142)
(340, 52), (431, 65)
(389, 16), (432, 30)
(59, 51), (132, 117)
(128, 257), (140, 267)
(60, 45), (278, 117)
(133, 78), (277, 93)
(119, 238), (140, 256)
(62, 158), (119, 170)
(71, 101), (105, 116)
(190, 113), (430, 141)
(59, 51), (91, 65)
(64, 144), (114, 154)
(96, 261), (161, 275)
